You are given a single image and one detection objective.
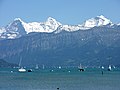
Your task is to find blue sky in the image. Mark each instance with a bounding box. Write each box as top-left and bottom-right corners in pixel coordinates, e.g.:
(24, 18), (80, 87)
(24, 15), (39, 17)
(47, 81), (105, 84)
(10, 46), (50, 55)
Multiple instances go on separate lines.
(0, 0), (120, 27)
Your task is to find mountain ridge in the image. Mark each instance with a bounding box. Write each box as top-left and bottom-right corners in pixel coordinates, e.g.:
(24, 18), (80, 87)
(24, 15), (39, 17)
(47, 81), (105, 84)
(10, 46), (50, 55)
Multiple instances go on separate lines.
(0, 15), (118, 40)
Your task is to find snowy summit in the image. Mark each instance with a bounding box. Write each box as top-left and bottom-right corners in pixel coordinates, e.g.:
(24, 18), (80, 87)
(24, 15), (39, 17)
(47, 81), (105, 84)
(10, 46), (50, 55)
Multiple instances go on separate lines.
(83, 15), (112, 28)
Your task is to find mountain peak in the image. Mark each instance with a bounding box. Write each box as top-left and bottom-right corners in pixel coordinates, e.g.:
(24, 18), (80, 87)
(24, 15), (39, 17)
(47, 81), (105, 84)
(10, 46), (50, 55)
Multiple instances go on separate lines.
(46, 17), (61, 25)
(83, 15), (112, 28)
(96, 15), (112, 24)
(45, 17), (61, 30)
(47, 17), (56, 21)
(14, 18), (23, 22)
(97, 15), (106, 19)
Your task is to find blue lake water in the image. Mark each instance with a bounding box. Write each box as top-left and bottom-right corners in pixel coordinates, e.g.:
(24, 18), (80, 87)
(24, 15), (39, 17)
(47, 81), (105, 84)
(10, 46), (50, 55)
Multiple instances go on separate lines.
(0, 68), (120, 90)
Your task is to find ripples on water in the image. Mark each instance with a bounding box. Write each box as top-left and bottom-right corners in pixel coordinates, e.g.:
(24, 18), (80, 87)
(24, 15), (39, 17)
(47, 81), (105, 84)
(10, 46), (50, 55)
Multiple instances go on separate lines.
(0, 68), (120, 90)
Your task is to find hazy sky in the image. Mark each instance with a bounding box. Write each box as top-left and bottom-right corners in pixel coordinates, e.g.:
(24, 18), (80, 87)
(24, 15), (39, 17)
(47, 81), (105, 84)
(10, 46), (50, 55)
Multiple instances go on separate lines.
(0, 0), (120, 27)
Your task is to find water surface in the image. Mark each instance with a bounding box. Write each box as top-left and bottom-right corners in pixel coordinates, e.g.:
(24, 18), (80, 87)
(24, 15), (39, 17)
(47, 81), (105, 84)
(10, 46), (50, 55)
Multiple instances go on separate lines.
(0, 68), (120, 90)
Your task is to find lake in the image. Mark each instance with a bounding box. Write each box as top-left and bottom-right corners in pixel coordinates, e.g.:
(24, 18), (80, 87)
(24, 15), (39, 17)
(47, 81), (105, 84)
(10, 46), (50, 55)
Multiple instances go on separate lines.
(0, 68), (120, 90)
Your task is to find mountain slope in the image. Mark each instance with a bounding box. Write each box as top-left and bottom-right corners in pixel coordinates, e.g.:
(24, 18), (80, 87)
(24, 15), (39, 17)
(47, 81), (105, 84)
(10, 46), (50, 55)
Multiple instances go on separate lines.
(0, 26), (120, 66)
(0, 59), (18, 68)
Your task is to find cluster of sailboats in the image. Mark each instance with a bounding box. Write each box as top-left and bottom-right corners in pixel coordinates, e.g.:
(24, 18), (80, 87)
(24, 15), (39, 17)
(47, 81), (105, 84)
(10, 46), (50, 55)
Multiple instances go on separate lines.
(101, 65), (115, 71)
(17, 57), (114, 73)
(17, 65), (113, 73)
(78, 64), (114, 72)
(18, 64), (43, 73)
(18, 64), (41, 73)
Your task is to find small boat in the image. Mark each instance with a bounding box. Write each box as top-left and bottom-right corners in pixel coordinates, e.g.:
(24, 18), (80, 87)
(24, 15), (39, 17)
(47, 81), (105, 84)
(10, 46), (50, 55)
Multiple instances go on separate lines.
(78, 64), (85, 72)
(18, 67), (26, 72)
(27, 69), (32, 72)
(108, 65), (112, 71)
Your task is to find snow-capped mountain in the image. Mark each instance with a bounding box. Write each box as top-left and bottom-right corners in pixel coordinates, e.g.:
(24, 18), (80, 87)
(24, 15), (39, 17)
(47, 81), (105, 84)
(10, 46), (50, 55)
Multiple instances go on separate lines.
(0, 15), (118, 39)
(22, 17), (62, 34)
(0, 15), (120, 66)
(0, 18), (26, 39)
(83, 15), (113, 28)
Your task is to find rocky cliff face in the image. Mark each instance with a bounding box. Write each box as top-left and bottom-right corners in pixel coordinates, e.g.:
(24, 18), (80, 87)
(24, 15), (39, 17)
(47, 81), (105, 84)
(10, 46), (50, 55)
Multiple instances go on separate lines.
(0, 26), (120, 67)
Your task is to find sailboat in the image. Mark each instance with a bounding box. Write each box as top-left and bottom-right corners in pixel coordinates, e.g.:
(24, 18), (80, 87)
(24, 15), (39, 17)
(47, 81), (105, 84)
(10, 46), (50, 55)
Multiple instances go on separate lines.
(42, 64), (45, 69)
(78, 64), (85, 72)
(108, 65), (112, 71)
(101, 66), (104, 69)
(35, 64), (39, 69)
(107, 56), (112, 71)
(18, 67), (26, 72)
(18, 57), (26, 72)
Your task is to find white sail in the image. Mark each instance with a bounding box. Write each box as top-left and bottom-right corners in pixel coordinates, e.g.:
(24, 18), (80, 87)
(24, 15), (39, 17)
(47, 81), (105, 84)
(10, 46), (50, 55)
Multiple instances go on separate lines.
(102, 66), (104, 69)
(108, 65), (112, 70)
(35, 64), (39, 69)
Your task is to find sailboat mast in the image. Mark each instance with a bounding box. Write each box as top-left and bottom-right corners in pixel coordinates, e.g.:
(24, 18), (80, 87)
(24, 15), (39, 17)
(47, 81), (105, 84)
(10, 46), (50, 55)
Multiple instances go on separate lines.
(19, 57), (22, 67)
